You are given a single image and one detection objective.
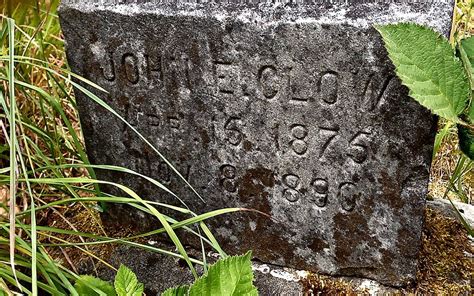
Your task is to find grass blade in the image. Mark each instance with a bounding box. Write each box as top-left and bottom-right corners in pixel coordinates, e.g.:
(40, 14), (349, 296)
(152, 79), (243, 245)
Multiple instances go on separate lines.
(5, 17), (21, 291)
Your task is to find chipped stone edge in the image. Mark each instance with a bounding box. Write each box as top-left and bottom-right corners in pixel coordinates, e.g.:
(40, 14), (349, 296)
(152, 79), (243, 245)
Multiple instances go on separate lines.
(426, 199), (474, 229)
(251, 261), (398, 294)
(59, 1), (454, 35)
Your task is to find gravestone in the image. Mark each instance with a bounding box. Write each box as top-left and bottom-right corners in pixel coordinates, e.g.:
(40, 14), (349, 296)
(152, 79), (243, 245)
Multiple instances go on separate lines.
(59, 0), (454, 286)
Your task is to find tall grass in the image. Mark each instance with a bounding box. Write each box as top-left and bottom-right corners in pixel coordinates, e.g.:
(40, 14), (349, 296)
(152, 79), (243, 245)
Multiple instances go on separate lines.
(0, 1), (244, 294)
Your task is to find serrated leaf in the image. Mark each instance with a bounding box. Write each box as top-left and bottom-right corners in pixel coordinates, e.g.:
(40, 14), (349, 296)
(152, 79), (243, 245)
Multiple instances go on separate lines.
(74, 275), (116, 296)
(162, 285), (189, 296)
(469, 104), (474, 123)
(376, 23), (470, 122)
(188, 252), (258, 296)
(458, 124), (474, 160)
(114, 265), (144, 296)
(459, 36), (474, 122)
(460, 36), (474, 89)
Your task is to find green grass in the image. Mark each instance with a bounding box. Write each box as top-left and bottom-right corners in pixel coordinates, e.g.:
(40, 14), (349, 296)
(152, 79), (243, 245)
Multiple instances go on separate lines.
(0, 1), (246, 294)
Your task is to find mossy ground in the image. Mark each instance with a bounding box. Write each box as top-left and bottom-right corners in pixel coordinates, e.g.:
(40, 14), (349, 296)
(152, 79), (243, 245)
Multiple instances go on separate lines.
(302, 208), (473, 295)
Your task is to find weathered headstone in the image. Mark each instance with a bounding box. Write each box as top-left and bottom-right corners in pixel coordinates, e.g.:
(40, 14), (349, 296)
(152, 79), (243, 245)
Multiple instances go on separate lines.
(59, 0), (453, 286)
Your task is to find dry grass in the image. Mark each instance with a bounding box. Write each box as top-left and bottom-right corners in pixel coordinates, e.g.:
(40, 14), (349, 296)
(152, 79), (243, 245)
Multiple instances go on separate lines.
(429, 126), (474, 202)
(415, 208), (473, 294)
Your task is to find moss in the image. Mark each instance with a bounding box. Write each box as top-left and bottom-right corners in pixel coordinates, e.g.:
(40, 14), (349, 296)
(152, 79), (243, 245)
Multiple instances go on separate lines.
(301, 208), (473, 294)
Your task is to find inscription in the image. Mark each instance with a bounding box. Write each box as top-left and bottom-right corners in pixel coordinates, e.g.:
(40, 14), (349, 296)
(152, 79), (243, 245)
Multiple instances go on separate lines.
(157, 160), (171, 184)
(215, 61), (238, 95)
(318, 126), (339, 158)
(168, 116), (181, 131)
(281, 174), (360, 210)
(347, 131), (371, 163)
(146, 114), (160, 127)
(144, 53), (163, 82)
(129, 149), (192, 185)
(309, 178), (329, 207)
(165, 52), (192, 90)
(124, 105), (181, 130)
(156, 162), (192, 185)
(362, 75), (396, 111)
(102, 51), (116, 81)
(288, 67), (309, 105)
(99, 51), (141, 84)
(97, 48), (175, 86)
(319, 71), (338, 104)
(290, 124), (308, 156)
(125, 105), (142, 127)
(224, 117), (243, 146)
(121, 53), (140, 84)
(316, 127), (372, 163)
(220, 164), (237, 193)
(282, 174), (301, 202)
(258, 65), (280, 99)
(338, 182), (358, 212)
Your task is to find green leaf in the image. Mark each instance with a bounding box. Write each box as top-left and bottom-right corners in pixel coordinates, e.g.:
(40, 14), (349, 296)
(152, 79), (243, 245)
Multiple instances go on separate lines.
(188, 252), (258, 296)
(469, 105), (474, 123)
(162, 285), (190, 296)
(74, 275), (116, 296)
(114, 265), (144, 296)
(459, 36), (474, 122)
(376, 23), (470, 122)
(460, 36), (474, 89)
(458, 124), (474, 160)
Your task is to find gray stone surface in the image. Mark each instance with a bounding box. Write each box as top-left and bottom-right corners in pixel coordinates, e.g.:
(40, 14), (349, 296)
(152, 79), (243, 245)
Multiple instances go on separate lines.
(82, 243), (400, 295)
(86, 244), (308, 295)
(59, 0), (453, 286)
(427, 199), (474, 228)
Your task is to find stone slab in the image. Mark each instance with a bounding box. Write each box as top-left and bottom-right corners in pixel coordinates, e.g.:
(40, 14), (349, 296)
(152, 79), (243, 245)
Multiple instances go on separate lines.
(427, 198), (474, 228)
(59, 0), (453, 286)
(81, 243), (399, 296)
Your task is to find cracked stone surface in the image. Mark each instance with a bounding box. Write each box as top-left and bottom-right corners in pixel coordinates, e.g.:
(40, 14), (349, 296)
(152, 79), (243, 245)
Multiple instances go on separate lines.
(60, 0), (454, 286)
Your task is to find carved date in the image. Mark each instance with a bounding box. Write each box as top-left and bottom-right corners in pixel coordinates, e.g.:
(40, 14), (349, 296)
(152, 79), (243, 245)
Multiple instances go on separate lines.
(347, 131), (371, 163)
(338, 182), (358, 212)
(224, 117), (243, 146)
(318, 126), (339, 158)
(220, 164), (237, 193)
(290, 124), (308, 156)
(282, 173), (301, 202)
(281, 174), (360, 211)
(309, 178), (329, 207)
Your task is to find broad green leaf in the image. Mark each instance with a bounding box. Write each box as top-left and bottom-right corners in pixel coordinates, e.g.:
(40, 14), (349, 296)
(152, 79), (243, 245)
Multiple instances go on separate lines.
(376, 23), (470, 122)
(114, 265), (144, 296)
(459, 36), (474, 122)
(458, 124), (474, 160)
(469, 105), (474, 123)
(74, 275), (116, 296)
(460, 36), (474, 89)
(188, 252), (258, 296)
(162, 285), (190, 296)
